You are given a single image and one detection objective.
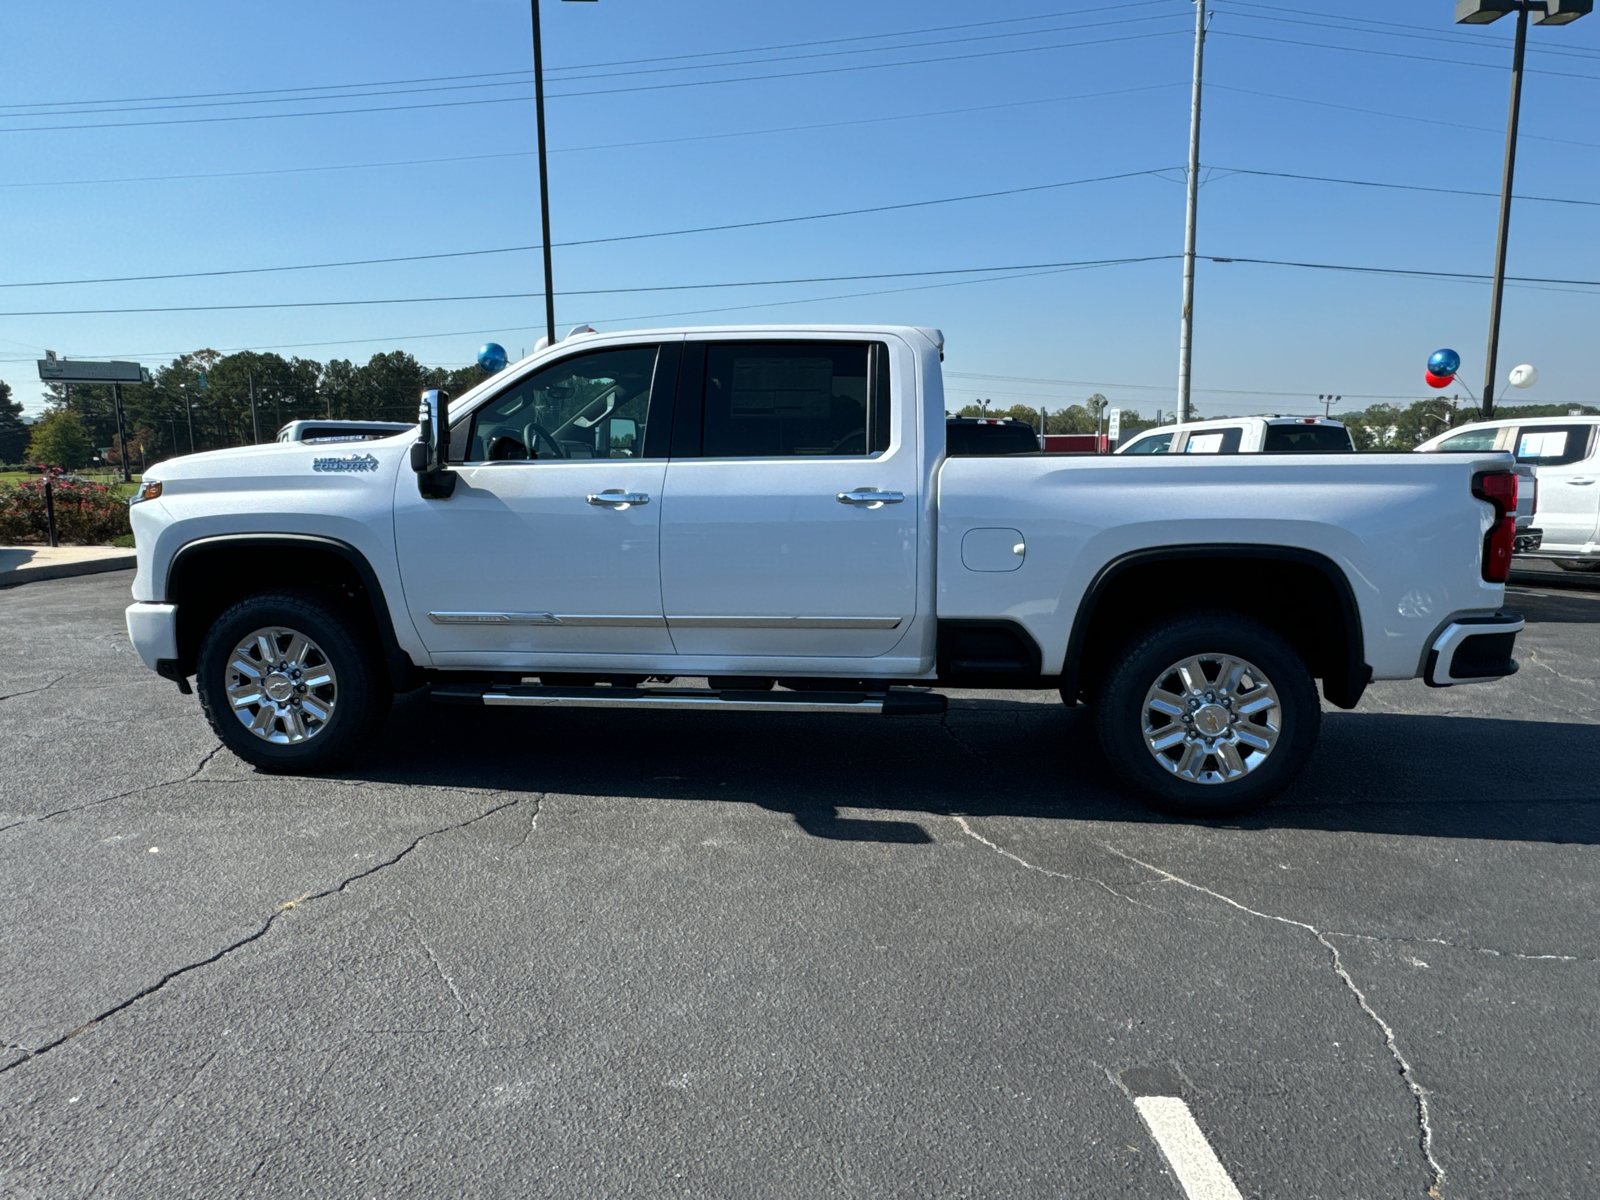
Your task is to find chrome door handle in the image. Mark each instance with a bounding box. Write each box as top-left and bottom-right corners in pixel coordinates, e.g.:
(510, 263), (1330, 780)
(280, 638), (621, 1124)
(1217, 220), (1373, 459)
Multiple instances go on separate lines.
(837, 489), (905, 506)
(586, 490), (650, 507)
(1567, 478), (1596, 485)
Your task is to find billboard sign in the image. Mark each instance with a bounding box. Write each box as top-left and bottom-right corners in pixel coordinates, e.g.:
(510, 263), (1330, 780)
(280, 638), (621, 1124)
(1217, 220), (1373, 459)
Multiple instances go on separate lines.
(37, 359), (145, 384)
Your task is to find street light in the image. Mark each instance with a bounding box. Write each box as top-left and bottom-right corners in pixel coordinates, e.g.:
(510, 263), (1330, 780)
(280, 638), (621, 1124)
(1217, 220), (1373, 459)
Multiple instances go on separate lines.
(1454, 0), (1591, 420)
(1319, 394), (1342, 418)
(530, 0), (597, 351)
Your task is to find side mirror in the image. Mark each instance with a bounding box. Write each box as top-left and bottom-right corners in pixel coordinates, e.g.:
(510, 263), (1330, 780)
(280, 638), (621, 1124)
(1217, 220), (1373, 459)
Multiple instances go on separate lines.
(413, 389), (457, 499)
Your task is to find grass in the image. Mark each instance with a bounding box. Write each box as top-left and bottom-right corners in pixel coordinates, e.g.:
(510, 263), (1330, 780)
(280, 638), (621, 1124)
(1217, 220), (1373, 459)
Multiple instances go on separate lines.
(1, 470), (141, 500)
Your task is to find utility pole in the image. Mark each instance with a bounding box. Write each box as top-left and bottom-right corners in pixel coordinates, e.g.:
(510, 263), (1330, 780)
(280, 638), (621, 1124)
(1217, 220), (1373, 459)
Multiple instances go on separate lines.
(182, 386), (195, 454)
(531, 0), (558, 349)
(1457, 0), (1591, 420)
(1176, 0), (1208, 426)
(1483, 3), (1527, 422)
(249, 372), (260, 444)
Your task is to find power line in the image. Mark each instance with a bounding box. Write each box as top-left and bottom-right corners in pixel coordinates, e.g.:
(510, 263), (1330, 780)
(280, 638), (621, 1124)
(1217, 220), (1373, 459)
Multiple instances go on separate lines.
(1221, 0), (1600, 65)
(0, 256), (1183, 318)
(0, 169), (1175, 289)
(1209, 165), (1600, 208)
(1211, 27), (1600, 84)
(1209, 255), (1600, 289)
(0, 2), (1181, 112)
(10, 11), (1195, 121)
(0, 27), (1191, 134)
(0, 83), (1186, 190)
(1210, 83), (1600, 152)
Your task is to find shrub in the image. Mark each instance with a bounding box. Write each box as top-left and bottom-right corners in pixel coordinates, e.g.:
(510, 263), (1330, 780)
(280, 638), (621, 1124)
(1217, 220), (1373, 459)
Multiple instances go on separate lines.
(0, 478), (132, 545)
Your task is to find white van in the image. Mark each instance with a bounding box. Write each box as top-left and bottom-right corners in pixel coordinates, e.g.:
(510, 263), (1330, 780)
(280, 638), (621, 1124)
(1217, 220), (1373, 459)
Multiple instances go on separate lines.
(1417, 416), (1598, 569)
(1117, 416), (1356, 456)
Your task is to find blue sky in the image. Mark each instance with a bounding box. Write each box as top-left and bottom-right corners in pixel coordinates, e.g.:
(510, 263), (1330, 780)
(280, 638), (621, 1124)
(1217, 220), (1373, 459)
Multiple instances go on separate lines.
(3, 0), (1597, 420)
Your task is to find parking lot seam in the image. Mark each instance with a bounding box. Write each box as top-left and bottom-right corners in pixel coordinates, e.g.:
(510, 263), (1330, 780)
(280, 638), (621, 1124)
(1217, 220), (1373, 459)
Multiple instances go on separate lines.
(1098, 842), (1447, 1199)
(0, 795), (528, 1076)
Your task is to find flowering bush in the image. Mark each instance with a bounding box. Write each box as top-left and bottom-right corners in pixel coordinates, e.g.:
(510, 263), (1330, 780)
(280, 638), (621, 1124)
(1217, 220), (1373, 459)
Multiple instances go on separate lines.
(0, 477), (133, 545)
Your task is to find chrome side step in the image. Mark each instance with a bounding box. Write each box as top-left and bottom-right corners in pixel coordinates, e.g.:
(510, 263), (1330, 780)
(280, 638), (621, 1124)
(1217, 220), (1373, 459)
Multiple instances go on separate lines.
(430, 683), (947, 716)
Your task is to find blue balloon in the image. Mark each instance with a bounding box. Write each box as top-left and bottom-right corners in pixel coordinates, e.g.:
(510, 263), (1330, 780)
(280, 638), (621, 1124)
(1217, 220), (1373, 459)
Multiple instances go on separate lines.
(477, 342), (508, 373)
(1428, 348), (1460, 378)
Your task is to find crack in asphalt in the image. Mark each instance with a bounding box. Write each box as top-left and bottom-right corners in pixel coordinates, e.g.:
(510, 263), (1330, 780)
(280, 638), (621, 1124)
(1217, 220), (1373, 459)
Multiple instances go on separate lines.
(1327, 929), (1598, 965)
(949, 815), (1174, 915)
(0, 674), (66, 704)
(1096, 842), (1447, 1199)
(0, 745), (223, 835)
(0, 795), (531, 1076)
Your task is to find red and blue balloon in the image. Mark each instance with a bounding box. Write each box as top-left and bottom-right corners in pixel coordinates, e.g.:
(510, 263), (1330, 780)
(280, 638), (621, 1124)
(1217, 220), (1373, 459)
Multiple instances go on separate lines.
(1425, 348), (1460, 390)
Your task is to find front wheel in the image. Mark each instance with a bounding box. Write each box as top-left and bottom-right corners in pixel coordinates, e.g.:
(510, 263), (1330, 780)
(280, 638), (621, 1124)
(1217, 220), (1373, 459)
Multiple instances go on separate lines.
(1094, 613), (1320, 816)
(196, 590), (391, 773)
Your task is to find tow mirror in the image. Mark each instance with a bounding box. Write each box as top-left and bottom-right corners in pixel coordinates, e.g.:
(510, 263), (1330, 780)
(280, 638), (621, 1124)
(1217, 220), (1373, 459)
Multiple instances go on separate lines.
(413, 389), (457, 499)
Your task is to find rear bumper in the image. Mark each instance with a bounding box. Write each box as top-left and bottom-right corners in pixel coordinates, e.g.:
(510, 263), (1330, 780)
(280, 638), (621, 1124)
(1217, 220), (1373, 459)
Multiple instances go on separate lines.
(1424, 612), (1523, 687)
(125, 602), (178, 671)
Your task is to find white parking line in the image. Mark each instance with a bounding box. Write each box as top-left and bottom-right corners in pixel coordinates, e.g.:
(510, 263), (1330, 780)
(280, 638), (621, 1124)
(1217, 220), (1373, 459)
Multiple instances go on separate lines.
(1132, 1095), (1245, 1200)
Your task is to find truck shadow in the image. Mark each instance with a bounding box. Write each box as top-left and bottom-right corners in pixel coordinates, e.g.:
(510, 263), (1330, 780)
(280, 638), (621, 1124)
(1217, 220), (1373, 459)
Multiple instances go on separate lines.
(352, 693), (1600, 847)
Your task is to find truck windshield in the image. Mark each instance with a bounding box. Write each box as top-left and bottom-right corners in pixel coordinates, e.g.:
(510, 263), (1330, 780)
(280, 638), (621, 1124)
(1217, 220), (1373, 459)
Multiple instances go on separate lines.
(1263, 425), (1354, 453)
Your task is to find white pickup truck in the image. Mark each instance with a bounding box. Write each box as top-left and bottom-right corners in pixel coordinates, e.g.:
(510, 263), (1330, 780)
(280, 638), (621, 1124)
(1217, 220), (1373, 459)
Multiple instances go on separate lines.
(125, 325), (1524, 814)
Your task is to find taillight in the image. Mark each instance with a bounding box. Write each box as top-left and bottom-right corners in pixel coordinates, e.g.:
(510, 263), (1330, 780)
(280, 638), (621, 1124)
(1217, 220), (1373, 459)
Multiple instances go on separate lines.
(1473, 470), (1518, 583)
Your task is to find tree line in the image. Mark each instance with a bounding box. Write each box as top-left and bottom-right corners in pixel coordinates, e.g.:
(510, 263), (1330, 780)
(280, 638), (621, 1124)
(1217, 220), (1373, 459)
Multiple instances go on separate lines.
(0, 349), (491, 470)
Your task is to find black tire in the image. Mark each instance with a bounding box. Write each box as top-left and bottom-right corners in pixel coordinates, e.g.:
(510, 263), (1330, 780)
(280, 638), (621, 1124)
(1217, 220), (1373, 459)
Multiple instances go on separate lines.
(196, 590), (391, 773)
(1094, 612), (1320, 817)
(1553, 559), (1600, 573)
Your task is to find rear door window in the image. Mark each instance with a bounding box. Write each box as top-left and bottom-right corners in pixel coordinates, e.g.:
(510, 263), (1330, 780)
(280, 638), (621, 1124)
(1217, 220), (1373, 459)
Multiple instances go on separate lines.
(1263, 424), (1355, 452)
(696, 341), (888, 458)
(1183, 427), (1244, 454)
(1513, 425), (1594, 467)
(1121, 431), (1174, 454)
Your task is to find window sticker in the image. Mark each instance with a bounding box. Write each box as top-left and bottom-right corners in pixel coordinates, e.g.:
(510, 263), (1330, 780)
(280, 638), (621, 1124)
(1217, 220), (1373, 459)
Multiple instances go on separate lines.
(1185, 433), (1224, 453)
(1518, 431), (1568, 459)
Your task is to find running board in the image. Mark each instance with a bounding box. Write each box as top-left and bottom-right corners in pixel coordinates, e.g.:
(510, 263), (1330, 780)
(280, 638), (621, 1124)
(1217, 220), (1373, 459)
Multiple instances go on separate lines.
(430, 683), (947, 716)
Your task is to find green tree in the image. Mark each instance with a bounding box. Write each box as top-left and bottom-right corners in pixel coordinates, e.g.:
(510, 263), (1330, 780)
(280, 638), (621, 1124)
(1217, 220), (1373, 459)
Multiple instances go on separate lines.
(0, 380), (29, 463)
(26, 410), (94, 469)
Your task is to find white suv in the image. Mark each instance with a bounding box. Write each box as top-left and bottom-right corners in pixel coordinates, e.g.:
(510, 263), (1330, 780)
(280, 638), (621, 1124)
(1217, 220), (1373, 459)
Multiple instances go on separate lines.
(1118, 416), (1356, 456)
(1418, 416), (1598, 569)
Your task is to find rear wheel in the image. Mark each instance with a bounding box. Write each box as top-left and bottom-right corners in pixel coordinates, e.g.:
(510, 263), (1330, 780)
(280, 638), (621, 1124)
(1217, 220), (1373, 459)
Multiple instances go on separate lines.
(1554, 559), (1600, 573)
(197, 590), (391, 773)
(1094, 612), (1319, 816)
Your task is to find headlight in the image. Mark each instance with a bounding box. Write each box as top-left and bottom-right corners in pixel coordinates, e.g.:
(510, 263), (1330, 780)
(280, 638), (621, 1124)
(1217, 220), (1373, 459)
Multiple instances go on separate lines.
(129, 479), (163, 505)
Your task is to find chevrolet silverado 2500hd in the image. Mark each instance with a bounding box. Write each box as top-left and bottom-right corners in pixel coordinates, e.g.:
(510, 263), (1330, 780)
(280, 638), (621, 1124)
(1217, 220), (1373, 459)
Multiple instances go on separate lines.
(124, 325), (1524, 814)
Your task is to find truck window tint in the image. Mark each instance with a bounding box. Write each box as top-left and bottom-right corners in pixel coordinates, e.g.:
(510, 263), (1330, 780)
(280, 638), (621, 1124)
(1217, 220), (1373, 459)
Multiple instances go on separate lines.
(946, 422), (1039, 456)
(1184, 427), (1244, 454)
(701, 342), (877, 457)
(1514, 425), (1593, 467)
(1122, 431), (1174, 454)
(1262, 424), (1355, 453)
(459, 346), (659, 462)
(1436, 428), (1499, 452)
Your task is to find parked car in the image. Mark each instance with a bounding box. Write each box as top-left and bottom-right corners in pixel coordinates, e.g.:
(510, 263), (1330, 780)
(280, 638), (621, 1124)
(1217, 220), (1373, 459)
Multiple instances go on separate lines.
(1118, 416), (1356, 456)
(1416, 416), (1600, 565)
(945, 416), (1043, 456)
(126, 325), (1522, 815)
(276, 420), (415, 444)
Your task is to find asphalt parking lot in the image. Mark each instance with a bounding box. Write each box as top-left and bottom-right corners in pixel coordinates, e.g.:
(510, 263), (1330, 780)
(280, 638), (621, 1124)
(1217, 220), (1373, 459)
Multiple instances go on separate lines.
(2, 568), (1596, 1199)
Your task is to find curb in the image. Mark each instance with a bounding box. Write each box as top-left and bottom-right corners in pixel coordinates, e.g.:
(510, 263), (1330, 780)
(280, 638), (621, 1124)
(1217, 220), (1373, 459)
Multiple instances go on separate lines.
(0, 554), (137, 588)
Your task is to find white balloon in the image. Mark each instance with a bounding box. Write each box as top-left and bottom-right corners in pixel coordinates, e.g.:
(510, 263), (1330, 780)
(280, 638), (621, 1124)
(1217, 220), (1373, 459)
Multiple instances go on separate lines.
(1509, 364), (1539, 389)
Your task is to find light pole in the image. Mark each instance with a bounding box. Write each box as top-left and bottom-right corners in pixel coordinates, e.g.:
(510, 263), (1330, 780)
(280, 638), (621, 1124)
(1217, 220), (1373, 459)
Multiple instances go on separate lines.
(1176, 0), (1208, 426)
(530, 0), (596, 350)
(1319, 393), (1342, 418)
(1455, 0), (1590, 419)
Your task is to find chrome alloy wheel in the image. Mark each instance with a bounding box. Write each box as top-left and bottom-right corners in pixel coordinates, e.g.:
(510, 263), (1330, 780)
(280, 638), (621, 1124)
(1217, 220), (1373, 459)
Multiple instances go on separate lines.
(225, 626), (339, 744)
(1141, 652), (1281, 785)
